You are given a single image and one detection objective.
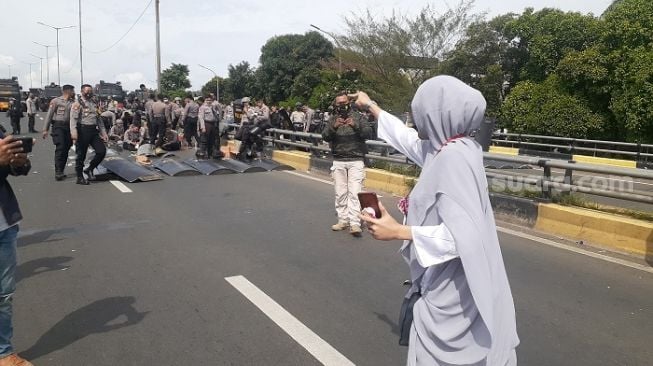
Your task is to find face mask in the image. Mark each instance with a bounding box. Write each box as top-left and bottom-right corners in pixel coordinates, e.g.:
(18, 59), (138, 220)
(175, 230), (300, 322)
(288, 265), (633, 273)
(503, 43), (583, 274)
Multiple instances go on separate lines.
(335, 104), (351, 118)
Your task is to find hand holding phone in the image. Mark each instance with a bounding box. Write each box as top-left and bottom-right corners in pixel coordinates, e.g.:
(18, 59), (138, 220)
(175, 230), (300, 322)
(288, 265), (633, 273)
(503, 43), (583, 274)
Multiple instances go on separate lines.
(358, 192), (382, 219)
(14, 136), (34, 153)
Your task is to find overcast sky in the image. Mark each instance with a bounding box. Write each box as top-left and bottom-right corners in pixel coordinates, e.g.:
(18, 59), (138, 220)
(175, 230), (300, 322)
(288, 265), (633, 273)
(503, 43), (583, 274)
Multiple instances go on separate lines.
(2, 0), (612, 92)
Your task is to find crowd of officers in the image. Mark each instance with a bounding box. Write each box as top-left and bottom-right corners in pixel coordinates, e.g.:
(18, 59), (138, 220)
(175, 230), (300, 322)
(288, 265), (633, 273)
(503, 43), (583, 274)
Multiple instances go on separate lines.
(30, 79), (383, 187)
(39, 83), (285, 184)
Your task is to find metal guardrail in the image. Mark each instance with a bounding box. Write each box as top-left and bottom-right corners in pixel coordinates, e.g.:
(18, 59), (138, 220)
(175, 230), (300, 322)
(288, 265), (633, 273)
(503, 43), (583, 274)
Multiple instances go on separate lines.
(492, 132), (653, 160)
(226, 124), (653, 205)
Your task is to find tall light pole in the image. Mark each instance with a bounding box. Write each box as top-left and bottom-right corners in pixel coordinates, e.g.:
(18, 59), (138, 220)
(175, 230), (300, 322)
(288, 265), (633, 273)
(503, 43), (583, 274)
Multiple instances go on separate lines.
(78, 0), (84, 85)
(198, 64), (219, 102)
(21, 61), (36, 88)
(37, 22), (76, 86)
(30, 54), (44, 87)
(155, 0), (162, 95)
(310, 24), (342, 74)
(33, 42), (53, 84)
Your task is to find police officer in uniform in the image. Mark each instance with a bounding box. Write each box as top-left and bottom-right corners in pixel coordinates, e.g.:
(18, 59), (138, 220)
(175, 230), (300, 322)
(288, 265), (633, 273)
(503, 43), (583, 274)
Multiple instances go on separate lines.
(42, 84), (75, 181)
(198, 95), (222, 159)
(180, 95), (200, 147)
(150, 96), (169, 147)
(71, 84), (108, 185)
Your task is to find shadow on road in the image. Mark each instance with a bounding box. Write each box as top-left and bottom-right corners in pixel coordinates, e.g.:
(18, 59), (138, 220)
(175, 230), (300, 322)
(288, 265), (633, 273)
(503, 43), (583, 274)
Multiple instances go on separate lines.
(21, 296), (149, 360)
(16, 256), (73, 282)
(17, 229), (73, 248)
(374, 312), (400, 336)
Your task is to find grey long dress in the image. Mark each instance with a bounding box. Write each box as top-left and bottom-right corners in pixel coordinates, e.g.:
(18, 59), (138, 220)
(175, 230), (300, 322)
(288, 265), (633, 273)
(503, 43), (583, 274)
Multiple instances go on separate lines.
(377, 76), (519, 365)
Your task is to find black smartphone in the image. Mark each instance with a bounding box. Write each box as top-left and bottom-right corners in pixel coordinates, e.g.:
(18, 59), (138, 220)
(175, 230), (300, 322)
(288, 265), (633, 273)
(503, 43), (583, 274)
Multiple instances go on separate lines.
(358, 192), (382, 219)
(15, 137), (34, 153)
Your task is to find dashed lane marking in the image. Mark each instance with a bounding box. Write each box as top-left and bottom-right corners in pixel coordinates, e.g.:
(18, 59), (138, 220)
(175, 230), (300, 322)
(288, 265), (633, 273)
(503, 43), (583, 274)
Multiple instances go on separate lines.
(110, 180), (132, 193)
(225, 275), (356, 366)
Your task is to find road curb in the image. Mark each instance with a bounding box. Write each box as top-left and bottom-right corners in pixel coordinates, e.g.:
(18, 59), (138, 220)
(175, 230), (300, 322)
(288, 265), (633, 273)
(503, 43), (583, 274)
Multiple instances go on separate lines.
(490, 193), (540, 227)
(272, 150), (311, 171)
(274, 145), (653, 261)
(535, 203), (653, 259)
(364, 168), (415, 196)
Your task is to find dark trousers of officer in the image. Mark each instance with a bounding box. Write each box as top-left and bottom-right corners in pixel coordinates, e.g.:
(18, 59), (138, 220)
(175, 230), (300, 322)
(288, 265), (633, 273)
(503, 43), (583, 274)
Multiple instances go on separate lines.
(171, 116), (179, 130)
(201, 121), (217, 158)
(150, 116), (166, 147)
(183, 117), (198, 147)
(51, 124), (72, 174)
(28, 114), (36, 132)
(75, 125), (106, 177)
(10, 117), (20, 134)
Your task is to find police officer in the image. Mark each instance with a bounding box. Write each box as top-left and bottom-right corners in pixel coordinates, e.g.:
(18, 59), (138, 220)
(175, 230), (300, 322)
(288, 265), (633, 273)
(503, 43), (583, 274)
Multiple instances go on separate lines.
(150, 95), (169, 147)
(180, 95), (200, 147)
(198, 96), (221, 158)
(71, 84), (108, 185)
(42, 84), (75, 181)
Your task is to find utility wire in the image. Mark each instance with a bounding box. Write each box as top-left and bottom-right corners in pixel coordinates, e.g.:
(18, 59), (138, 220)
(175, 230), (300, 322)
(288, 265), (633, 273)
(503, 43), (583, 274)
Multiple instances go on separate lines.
(84, 0), (153, 54)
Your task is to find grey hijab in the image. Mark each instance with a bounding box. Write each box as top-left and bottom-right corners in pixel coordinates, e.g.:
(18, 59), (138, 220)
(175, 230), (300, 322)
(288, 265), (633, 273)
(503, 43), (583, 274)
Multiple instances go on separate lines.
(403, 76), (519, 364)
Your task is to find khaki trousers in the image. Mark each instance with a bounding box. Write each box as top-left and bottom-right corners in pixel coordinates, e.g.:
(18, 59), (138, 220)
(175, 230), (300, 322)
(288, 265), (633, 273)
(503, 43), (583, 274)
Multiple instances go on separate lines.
(332, 160), (366, 226)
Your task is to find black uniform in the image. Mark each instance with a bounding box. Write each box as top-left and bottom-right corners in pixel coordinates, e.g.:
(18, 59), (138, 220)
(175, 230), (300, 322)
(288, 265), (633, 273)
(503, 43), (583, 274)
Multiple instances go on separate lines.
(71, 97), (107, 180)
(6, 100), (23, 134)
(43, 96), (74, 178)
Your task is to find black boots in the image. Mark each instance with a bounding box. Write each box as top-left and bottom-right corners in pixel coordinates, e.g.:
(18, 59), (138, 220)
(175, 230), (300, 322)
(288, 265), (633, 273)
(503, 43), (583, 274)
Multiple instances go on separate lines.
(76, 176), (89, 185)
(83, 168), (96, 181)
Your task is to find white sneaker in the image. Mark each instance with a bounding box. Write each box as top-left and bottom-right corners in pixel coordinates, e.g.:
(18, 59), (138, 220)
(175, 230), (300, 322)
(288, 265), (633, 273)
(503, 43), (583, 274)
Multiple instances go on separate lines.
(331, 221), (349, 231)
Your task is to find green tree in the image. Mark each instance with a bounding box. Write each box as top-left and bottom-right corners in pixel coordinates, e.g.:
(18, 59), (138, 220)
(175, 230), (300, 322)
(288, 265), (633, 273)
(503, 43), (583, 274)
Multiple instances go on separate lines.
(160, 63), (191, 97)
(503, 8), (603, 82)
(226, 61), (257, 99)
(602, 0), (653, 141)
(500, 76), (604, 138)
(257, 32), (333, 103)
(438, 14), (516, 116)
(200, 76), (231, 102)
(339, 1), (481, 110)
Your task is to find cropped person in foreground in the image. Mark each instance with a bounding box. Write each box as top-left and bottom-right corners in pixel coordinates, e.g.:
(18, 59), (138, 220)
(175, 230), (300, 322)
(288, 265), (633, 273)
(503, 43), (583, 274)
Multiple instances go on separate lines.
(354, 75), (519, 365)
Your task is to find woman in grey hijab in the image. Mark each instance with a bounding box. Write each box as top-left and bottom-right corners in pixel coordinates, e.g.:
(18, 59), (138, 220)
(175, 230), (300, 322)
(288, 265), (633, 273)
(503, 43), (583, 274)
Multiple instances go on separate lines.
(355, 75), (519, 365)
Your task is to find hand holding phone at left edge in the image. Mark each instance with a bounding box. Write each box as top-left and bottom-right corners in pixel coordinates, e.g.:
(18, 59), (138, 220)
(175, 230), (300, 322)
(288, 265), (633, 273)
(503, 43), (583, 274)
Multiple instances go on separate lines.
(0, 136), (25, 166)
(359, 201), (413, 241)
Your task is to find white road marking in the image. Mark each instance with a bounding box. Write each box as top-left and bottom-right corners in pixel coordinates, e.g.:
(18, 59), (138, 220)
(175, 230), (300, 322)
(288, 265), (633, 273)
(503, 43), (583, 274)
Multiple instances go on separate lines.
(283, 170), (383, 197)
(110, 180), (132, 193)
(284, 170), (333, 185)
(497, 226), (653, 274)
(284, 168), (652, 273)
(225, 275), (356, 366)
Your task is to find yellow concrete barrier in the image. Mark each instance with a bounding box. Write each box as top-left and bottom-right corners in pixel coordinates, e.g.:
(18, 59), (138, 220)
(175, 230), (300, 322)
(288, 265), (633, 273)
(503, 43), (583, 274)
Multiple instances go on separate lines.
(364, 168), (416, 196)
(535, 204), (652, 258)
(489, 146), (519, 156)
(272, 150), (311, 171)
(572, 155), (636, 169)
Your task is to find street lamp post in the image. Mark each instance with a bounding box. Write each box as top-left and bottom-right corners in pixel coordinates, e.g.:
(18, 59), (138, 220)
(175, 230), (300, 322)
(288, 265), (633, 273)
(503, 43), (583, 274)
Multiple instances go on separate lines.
(30, 54), (44, 87)
(21, 61), (36, 88)
(78, 0), (84, 85)
(198, 64), (219, 102)
(155, 0), (161, 95)
(33, 42), (53, 84)
(310, 24), (342, 74)
(37, 22), (76, 86)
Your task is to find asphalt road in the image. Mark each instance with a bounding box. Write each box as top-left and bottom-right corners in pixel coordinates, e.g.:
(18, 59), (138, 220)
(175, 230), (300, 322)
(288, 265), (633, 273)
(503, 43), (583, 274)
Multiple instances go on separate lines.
(2, 114), (652, 365)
